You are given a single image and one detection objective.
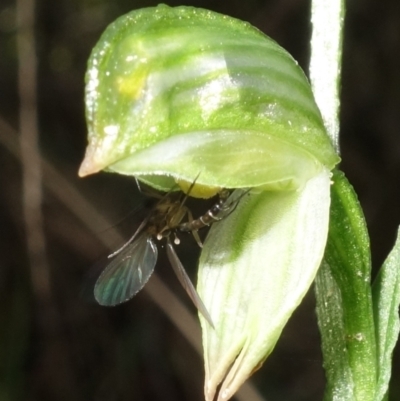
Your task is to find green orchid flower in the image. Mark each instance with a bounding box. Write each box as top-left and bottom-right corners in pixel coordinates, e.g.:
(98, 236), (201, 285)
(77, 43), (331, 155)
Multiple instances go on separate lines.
(79, 5), (340, 400)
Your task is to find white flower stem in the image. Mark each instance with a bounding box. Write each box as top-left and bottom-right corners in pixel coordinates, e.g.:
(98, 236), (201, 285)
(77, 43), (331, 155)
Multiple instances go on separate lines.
(309, 0), (345, 153)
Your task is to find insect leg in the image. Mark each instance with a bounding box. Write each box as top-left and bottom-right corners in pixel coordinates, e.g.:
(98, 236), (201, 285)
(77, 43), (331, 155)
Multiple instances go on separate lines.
(166, 237), (214, 328)
(108, 216), (149, 258)
(187, 209), (203, 248)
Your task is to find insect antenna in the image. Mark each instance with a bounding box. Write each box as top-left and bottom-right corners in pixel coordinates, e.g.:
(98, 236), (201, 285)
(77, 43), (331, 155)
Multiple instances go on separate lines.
(135, 177), (165, 199)
(177, 172), (201, 206)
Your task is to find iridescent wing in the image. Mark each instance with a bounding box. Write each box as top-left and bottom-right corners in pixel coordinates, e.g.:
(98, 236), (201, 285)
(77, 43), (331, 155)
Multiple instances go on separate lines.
(166, 238), (214, 327)
(94, 234), (158, 306)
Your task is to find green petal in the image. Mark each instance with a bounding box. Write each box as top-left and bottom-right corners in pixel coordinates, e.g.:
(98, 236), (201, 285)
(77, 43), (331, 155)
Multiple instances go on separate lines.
(79, 5), (339, 190)
(109, 130), (323, 191)
(198, 169), (331, 401)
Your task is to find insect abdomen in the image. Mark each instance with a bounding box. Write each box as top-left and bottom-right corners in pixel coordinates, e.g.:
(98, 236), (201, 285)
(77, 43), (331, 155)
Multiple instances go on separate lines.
(180, 189), (234, 231)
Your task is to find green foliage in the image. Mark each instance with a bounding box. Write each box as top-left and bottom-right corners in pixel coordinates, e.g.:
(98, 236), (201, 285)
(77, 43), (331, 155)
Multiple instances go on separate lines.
(315, 170), (400, 401)
(316, 170), (377, 401)
(372, 229), (400, 401)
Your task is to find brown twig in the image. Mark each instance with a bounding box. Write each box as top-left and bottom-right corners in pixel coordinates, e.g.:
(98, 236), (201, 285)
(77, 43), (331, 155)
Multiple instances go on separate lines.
(17, 0), (51, 304)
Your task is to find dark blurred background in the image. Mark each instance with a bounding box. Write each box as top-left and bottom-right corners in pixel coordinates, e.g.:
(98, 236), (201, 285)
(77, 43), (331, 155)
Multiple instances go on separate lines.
(1, 0), (399, 400)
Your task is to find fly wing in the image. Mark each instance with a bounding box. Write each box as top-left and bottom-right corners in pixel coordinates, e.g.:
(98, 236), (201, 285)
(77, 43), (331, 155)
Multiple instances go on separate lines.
(166, 238), (214, 327)
(95, 234), (158, 306)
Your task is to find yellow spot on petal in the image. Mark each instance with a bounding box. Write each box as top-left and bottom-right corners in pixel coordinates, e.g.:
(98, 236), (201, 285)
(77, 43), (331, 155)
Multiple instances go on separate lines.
(176, 178), (221, 199)
(116, 65), (148, 99)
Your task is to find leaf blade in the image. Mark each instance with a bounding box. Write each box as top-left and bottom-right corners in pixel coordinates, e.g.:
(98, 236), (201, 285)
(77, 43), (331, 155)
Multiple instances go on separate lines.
(315, 170), (377, 401)
(372, 228), (400, 401)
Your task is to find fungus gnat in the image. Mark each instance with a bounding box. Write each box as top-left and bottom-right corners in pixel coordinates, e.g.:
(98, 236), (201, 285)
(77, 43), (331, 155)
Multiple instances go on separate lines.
(94, 187), (215, 326)
(94, 183), (249, 327)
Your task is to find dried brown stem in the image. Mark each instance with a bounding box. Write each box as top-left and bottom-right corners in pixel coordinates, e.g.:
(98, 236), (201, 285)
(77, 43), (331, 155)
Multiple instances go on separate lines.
(17, 0), (51, 304)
